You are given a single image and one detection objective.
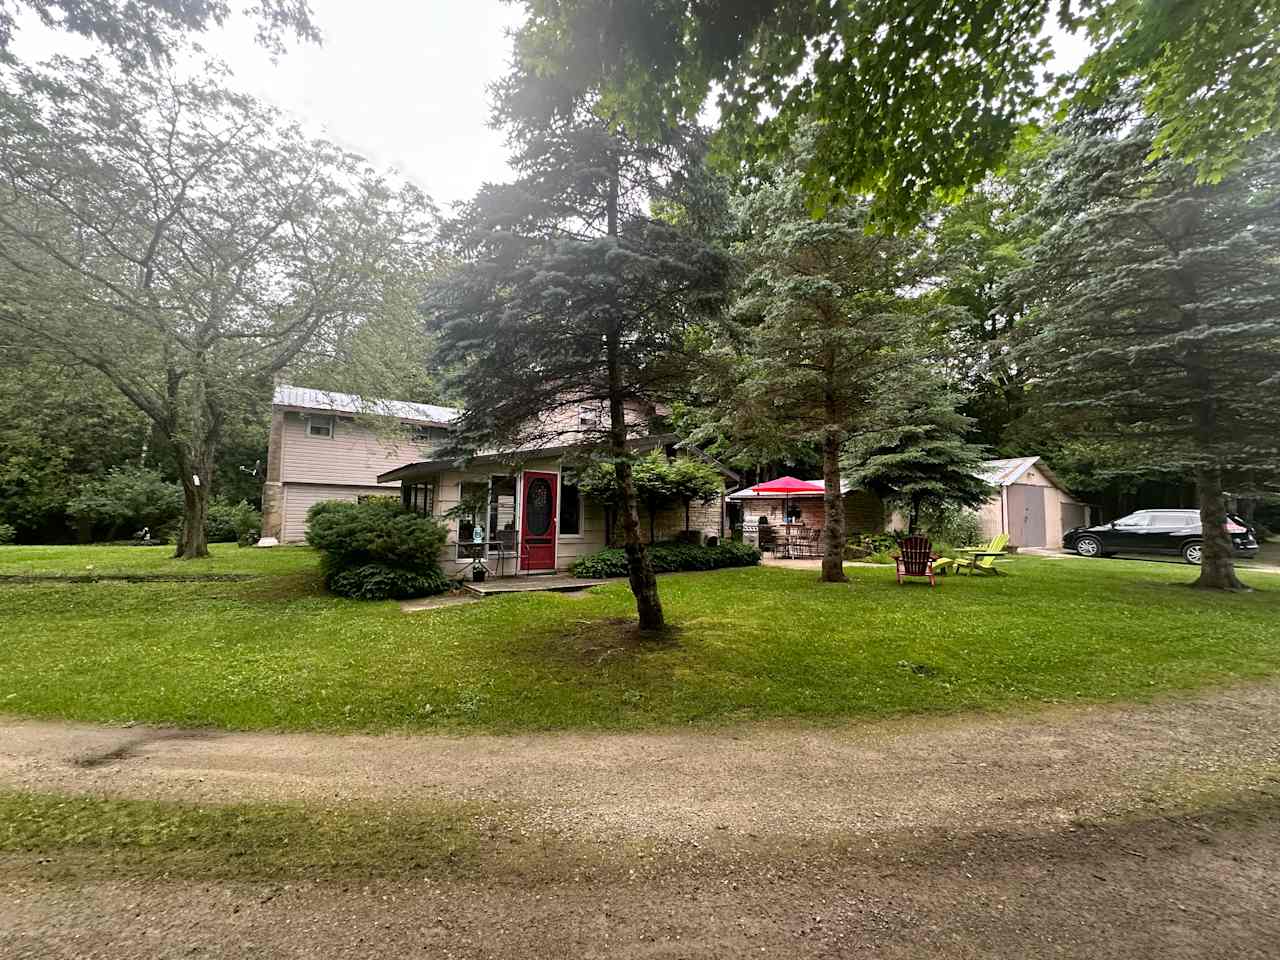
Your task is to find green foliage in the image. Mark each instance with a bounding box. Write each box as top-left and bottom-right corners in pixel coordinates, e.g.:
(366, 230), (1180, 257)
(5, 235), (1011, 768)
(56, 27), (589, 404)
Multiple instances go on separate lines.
(0, 522), (15, 544)
(579, 452), (721, 510)
(504, 0), (1053, 225)
(1072, 0), (1280, 185)
(304, 498), (448, 600)
(571, 540), (760, 578)
(918, 505), (984, 548)
(326, 563), (450, 602)
(204, 499), (262, 545)
(0, 57), (435, 558)
(845, 386), (992, 530)
(1012, 114), (1280, 580)
(65, 466), (182, 540)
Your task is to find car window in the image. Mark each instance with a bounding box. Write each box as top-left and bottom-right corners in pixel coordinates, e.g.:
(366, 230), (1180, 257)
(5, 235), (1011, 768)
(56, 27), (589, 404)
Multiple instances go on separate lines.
(1153, 512), (1196, 527)
(1114, 514), (1150, 528)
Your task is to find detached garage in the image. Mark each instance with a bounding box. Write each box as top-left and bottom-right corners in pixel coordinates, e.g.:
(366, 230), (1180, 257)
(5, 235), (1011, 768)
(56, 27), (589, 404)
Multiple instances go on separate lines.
(975, 457), (1090, 549)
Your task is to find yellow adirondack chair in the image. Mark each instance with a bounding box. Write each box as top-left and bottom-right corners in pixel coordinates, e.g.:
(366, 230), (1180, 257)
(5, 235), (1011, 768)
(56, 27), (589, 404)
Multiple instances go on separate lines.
(935, 533), (1010, 576)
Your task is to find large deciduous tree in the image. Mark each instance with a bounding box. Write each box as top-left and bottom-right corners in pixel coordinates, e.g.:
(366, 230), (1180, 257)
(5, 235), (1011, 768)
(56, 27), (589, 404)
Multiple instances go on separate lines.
(507, 0), (1279, 224)
(429, 116), (731, 631)
(1012, 110), (1280, 590)
(0, 59), (435, 558)
(0, 0), (318, 66)
(698, 150), (937, 582)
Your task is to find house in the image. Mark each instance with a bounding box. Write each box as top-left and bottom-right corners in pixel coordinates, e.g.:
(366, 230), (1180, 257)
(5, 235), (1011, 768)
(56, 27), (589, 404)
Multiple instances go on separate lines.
(974, 457), (1090, 548)
(260, 385), (458, 544)
(378, 437), (736, 579)
(728, 477), (886, 546)
(263, 385), (734, 576)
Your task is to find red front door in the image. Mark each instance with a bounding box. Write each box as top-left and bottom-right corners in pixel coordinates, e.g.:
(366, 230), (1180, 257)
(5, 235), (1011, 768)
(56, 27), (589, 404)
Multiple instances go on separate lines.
(521, 471), (558, 571)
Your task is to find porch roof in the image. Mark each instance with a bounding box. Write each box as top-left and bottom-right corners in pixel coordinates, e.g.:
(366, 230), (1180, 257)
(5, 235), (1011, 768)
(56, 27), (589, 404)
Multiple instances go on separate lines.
(377, 434), (679, 485)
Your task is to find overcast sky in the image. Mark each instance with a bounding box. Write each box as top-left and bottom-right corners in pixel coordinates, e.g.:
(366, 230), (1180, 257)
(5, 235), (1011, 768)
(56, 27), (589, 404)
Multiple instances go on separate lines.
(13, 1), (1092, 209)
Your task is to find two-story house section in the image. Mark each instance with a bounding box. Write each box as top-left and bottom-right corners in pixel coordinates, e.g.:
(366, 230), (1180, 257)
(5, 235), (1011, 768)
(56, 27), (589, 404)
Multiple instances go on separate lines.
(261, 385), (459, 543)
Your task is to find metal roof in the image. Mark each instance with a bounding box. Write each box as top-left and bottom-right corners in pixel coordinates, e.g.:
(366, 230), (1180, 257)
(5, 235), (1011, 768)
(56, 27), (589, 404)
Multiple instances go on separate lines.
(977, 456), (1073, 494)
(272, 385), (458, 425)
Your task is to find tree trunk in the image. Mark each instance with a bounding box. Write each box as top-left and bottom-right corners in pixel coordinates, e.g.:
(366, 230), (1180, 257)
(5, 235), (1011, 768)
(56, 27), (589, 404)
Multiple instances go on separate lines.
(821, 428), (849, 583)
(604, 160), (663, 631)
(173, 446), (212, 559)
(908, 495), (921, 535)
(1193, 464), (1245, 590)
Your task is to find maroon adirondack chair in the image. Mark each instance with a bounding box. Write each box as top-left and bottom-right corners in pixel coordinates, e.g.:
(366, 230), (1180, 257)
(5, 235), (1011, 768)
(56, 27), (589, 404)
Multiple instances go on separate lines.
(894, 535), (939, 587)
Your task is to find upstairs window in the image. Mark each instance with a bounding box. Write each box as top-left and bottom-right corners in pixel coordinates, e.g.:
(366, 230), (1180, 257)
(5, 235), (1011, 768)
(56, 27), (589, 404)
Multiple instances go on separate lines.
(307, 414), (334, 438)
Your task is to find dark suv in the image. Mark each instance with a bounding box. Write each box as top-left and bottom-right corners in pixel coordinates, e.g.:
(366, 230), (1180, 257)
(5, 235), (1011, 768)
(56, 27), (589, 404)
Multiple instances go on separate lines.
(1063, 509), (1259, 564)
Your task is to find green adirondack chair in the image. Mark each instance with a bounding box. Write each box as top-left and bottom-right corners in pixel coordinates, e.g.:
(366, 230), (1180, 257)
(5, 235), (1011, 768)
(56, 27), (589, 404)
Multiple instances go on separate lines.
(935, 533), (1010, 576)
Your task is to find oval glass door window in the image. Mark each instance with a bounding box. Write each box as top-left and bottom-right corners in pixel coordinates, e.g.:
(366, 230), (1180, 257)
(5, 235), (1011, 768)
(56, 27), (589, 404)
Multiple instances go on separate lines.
(526, 478), (553, 535)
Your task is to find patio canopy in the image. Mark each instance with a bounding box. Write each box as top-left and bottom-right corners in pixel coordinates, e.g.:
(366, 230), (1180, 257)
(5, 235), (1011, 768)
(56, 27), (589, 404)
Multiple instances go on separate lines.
(729, 476), (826, 499)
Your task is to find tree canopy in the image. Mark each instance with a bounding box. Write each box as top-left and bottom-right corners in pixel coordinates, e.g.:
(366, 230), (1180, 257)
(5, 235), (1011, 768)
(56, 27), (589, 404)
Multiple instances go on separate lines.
(1010, 108), (1280, 589)
(0, 57), (435, 557)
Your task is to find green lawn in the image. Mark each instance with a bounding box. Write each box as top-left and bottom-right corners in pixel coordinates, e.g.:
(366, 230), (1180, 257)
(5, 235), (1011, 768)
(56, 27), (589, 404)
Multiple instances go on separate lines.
(0, 545), (1277, 733)
(0, 542), (317, 577)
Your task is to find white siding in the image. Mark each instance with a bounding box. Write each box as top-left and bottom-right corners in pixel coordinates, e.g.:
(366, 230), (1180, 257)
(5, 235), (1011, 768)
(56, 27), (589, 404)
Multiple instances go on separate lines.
(278, 411), (435, 488)
(280, 483), (395, 543)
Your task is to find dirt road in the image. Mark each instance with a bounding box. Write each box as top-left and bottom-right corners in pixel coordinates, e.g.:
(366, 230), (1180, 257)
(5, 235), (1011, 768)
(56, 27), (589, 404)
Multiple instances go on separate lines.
(3, 684), (1279, 958)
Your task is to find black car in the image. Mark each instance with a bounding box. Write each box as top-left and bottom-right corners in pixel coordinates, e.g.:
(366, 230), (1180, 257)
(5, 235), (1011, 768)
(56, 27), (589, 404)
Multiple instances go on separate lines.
(1063, 509), (1259, 564)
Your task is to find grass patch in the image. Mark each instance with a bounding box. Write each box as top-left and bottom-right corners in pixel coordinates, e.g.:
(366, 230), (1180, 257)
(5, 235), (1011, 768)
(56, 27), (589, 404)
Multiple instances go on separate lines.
(0, 546), (1277, 733)
(0, 791), (480, 880)
(0, 542), (319, 577)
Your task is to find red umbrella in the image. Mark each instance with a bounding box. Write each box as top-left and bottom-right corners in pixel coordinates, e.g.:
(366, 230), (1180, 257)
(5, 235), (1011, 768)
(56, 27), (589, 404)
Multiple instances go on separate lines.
(750, 476), (823, 494)
(748, 476), (823, 525)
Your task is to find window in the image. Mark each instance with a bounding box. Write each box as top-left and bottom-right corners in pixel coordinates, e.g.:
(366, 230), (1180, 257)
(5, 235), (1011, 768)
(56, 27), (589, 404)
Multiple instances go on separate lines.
(489, 476), (517, 551)
(457, 481), (489, 559)
(402, 482), (435, 517)
(410, 424), (450, 446)
(560, 480), (581, 536)
(1114, 513), (1150, 529)
(578, 404), (603, 428)
(306, 414), (334, 438)
(784, 501), (804, 524)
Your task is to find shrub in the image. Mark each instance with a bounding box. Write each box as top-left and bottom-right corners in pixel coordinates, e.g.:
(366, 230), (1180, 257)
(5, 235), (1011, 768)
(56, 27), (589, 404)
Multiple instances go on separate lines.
(326, 563), (451, 601)
(571, 540), (760, 578)
(205, 499), (262, 544)
(306, 498), (449, 600)
(845, 531), (898, 560)
(66, 466), (183, 540)
(918, 504), (984, 547)
(0, 522), (15, 545)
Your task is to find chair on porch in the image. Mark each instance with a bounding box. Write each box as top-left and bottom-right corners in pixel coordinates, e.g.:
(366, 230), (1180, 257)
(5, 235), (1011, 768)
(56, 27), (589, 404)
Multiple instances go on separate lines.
(894, 535), (939, 587)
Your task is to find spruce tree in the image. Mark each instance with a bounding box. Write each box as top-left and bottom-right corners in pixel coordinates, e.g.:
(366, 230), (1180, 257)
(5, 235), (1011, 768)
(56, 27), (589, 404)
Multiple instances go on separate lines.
(430, 116), (731, 630)
(697, 145), (941, 582)
(845, 388), (991, 534)
(1013, 110), (1280, 590)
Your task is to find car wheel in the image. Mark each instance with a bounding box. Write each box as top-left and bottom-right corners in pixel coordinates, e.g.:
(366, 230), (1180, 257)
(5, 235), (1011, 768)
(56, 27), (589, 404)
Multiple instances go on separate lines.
(1182, 541), (1203, 565)
(1075, 535), (1103, 558)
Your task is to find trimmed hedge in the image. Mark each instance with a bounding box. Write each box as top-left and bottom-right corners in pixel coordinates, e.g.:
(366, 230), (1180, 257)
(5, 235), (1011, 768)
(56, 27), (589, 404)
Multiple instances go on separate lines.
(306, 498), (449, 600)
(571, 540), (761, 579)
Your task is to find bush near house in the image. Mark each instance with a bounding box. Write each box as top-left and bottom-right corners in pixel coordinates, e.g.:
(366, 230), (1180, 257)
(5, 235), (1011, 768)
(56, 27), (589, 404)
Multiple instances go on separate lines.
(205, 499), (262, 545)
(571, 540), (760, 578)
(305, 498), (449, 600)
(65, 466), (183, 541)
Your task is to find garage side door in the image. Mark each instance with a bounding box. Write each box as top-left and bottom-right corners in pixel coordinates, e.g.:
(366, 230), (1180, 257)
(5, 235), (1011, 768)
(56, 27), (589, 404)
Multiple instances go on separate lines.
(1007, 483), (1047, 548)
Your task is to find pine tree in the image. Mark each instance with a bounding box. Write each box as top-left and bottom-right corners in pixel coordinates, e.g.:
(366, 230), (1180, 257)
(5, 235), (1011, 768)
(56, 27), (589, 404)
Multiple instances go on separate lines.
(845, 388), (991, 534)
(697, 144), (943, 582)
(429, 116), (732, 630)
(1013, 109), (1280, 590)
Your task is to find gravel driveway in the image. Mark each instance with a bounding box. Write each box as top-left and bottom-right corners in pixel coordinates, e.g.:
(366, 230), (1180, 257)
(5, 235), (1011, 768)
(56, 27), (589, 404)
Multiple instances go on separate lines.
(3, 683), (1279, 958)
